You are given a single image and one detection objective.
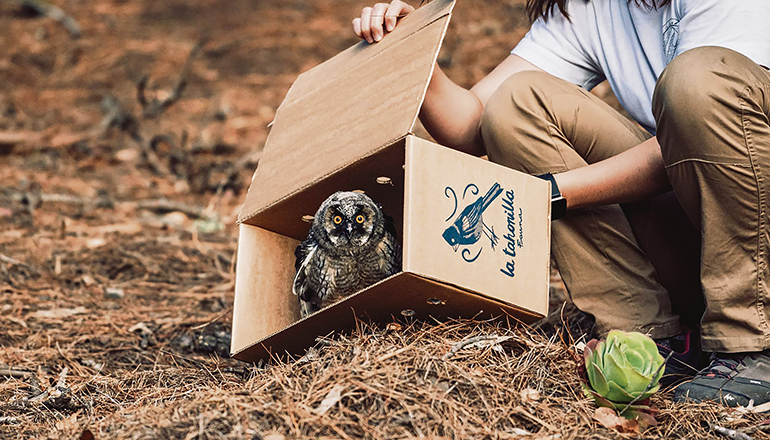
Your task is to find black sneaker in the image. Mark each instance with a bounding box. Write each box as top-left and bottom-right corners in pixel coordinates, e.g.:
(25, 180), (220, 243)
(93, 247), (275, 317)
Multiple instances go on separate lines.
(673, 350), (770, 407)
(655, 328), (710, 387)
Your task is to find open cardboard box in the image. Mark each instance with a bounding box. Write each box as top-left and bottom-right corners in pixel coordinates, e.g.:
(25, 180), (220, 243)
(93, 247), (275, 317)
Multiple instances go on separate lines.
(231, 0), (553, 363)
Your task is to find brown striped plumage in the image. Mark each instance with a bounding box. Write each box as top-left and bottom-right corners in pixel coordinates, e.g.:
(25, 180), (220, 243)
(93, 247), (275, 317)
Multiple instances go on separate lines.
(293, 191), (402, 318)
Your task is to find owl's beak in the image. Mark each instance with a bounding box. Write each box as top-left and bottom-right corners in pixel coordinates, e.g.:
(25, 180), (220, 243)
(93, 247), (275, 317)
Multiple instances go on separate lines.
(345, 223), (354, 238)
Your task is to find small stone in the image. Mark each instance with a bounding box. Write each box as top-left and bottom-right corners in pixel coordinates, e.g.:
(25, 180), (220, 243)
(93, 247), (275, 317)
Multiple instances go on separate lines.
(162, 211), (188, 227)
(115, 148), (138, 162)
(104, 287), (124, 300)
(86, 238), (107, 249)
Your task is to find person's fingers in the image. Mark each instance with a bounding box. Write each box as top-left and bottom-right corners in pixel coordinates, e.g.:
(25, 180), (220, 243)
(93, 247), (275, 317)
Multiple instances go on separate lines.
(360, 7), (374, 43)
(385, 1), (415, 32)
(352, 17), (363, 38)
(354, 1), (417, 43)
(370, 3), (389, 41)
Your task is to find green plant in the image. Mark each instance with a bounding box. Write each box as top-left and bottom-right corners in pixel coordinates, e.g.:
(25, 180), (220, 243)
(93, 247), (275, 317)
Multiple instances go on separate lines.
(583, 330), (665, 410)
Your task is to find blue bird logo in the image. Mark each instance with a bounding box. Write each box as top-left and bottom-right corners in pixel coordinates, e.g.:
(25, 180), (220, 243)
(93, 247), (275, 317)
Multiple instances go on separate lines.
(442, 182), (503, 252)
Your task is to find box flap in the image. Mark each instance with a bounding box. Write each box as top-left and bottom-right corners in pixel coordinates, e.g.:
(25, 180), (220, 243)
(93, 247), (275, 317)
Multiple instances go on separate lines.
(231, 224), (300, 355)
(239, 0), (455, 224)
(241, 137), (407, 242)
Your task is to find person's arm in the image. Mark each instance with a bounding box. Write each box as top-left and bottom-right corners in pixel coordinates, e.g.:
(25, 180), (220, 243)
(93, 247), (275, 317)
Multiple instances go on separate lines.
(354, 1), (668, 209)
(555, 136), (672, 209)
(353, 1), (543, 156)
(421, 55), (543, 156)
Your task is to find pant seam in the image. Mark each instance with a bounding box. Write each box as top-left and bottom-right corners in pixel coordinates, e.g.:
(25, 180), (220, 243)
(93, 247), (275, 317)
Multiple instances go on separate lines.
(664, 158), (752, 168)
(701, 334), (770, 353)
(741, 85), (770, 346)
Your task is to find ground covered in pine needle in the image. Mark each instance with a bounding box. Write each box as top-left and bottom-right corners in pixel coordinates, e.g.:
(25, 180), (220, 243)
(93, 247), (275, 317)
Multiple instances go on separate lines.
(3, 317), (770, 439)
(1, 0), (769, 438)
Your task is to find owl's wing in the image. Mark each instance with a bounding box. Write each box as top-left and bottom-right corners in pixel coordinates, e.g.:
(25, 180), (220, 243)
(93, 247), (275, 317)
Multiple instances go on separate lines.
(383, 213), (398, 240)
(293, 238), (318, 302)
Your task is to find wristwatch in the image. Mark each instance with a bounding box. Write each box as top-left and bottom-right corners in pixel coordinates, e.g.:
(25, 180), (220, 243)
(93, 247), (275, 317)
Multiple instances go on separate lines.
(535, 173), (567, 220)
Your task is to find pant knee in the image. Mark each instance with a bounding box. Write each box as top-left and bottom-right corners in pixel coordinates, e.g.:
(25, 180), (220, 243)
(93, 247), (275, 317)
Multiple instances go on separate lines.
(653, 46), (758, 131)
(480, 70), (555, 137)
(652, 46), (766, 165)
(480, 70), (563, 170)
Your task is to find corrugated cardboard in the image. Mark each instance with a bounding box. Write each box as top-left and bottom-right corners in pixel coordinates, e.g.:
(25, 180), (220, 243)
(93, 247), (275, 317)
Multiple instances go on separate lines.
(232, 0), (553, 363)
(239, 0), (455, 236)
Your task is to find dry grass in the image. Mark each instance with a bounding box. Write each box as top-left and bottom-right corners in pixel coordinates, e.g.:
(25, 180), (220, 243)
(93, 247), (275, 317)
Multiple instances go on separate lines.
(3, 317), (768, 439)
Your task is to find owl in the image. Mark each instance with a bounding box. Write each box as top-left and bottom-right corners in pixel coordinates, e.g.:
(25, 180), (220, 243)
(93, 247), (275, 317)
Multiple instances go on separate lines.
(293, 191), (402, 318)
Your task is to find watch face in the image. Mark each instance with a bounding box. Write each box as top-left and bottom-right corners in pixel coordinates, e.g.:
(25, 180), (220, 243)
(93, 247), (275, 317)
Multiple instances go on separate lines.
(552, 197), (567, 220)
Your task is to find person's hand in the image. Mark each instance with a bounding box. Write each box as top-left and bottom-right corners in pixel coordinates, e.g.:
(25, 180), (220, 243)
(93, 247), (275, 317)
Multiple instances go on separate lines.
(352, 1), (415, 44)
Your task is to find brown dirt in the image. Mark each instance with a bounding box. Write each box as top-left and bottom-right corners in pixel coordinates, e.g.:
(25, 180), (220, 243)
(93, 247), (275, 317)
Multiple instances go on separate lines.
(0, 0), (767, 439)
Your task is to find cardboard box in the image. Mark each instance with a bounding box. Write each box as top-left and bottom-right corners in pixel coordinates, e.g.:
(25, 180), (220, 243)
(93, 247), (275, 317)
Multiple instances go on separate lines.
(231, 0), (553, 363)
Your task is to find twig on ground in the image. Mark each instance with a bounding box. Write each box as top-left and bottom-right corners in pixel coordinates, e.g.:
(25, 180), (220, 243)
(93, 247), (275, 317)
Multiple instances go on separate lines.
(512, 406), (558, 432)
(139, 39), (207, 119)
(137, 198), (206, 219)
(26, 366), (69, 404)
(213, 150), (263, 194)
(711, 423), (754, 440)
(18, 0), (81, 38)
(0, 254), (23, 266)
(0, 365), (33, 379)
(442, 335), (498, 360)
(0, 253), (40, 277)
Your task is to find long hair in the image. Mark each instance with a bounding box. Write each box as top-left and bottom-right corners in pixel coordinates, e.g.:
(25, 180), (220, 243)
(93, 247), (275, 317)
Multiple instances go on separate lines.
(526, 0), (671, 23)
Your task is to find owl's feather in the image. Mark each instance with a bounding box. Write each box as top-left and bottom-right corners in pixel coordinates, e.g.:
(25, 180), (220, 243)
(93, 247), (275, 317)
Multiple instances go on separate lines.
(293, 191), (401, 318)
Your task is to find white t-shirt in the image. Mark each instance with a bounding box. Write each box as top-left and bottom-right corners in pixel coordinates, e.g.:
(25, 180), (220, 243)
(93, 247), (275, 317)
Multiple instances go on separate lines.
(511, 0), (770, 134)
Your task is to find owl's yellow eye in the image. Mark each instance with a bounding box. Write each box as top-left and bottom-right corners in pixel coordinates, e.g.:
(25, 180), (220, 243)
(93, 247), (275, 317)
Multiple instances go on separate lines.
(333, 215), (343, 225)
(355, 215), (365, 224)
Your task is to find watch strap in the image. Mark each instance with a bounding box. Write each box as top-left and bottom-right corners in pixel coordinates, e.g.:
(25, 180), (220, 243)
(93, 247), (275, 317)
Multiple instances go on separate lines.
(535, 172), (567, 220)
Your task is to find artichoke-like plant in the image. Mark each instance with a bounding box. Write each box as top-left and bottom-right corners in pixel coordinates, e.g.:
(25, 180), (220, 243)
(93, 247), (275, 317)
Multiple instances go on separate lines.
(584, 330), (665, 408)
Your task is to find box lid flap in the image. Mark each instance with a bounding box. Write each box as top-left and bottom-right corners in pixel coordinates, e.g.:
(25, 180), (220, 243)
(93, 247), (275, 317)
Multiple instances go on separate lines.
(239, 0), (455, 223)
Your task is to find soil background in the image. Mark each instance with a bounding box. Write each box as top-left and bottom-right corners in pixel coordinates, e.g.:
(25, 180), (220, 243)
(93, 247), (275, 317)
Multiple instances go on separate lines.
(1, 1), (765, 439)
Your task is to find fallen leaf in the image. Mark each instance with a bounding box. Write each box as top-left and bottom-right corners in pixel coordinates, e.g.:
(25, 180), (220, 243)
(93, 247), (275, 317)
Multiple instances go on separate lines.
(29, 307), (88, 319)
(315, 384), (345, 415)
(128, 322), (153, 335)
(519, 387), (541, 403)
(510, 427), (532, 436)
(594, 407), (640, 434)
(55, 412), (78, 431)
(49, 132), (88, 148)
(194, 216), (224, 233)
(385, 322), (402, 332)
(635, 410), (659, 428)
(5, 316), (27, 328)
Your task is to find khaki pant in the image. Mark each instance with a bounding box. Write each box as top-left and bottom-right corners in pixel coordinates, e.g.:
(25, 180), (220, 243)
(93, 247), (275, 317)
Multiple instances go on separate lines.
(480, 46), (770, 353)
